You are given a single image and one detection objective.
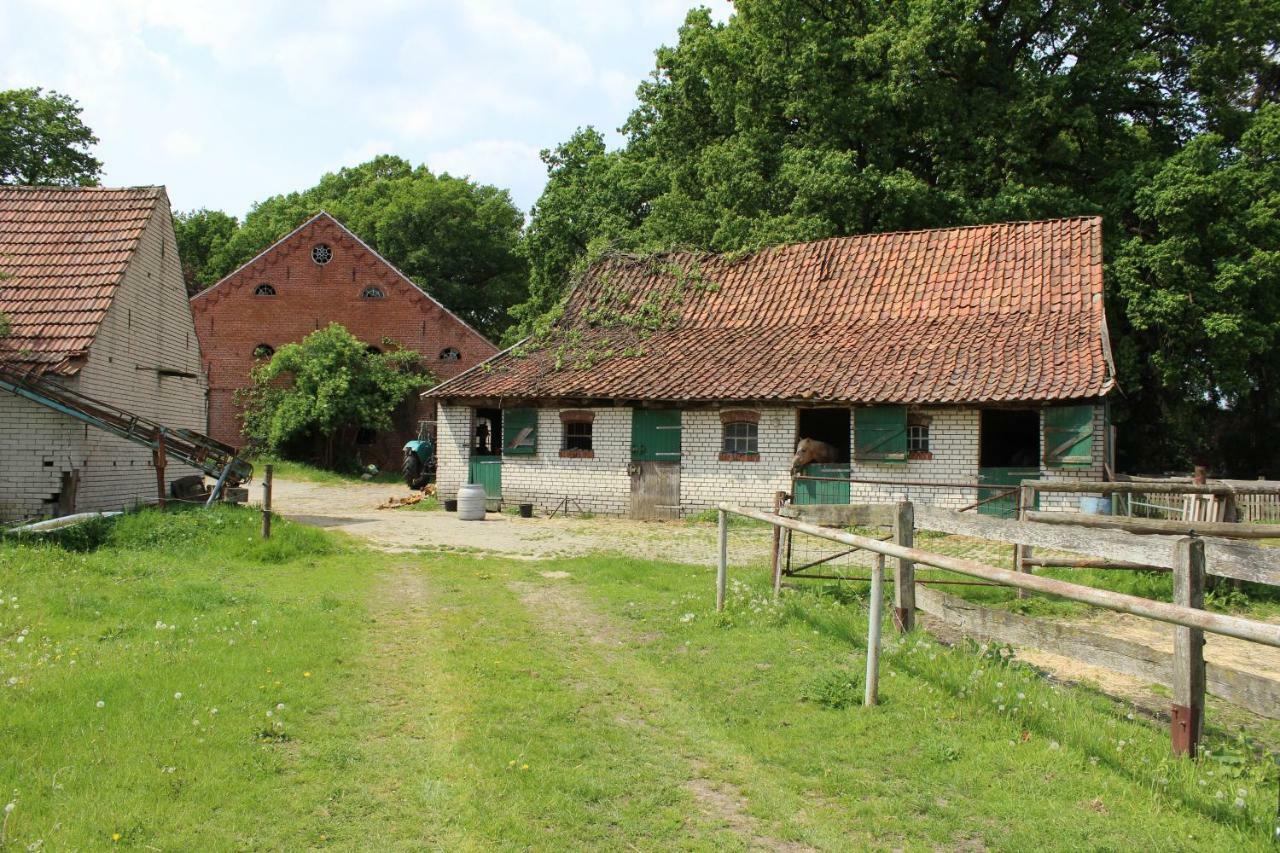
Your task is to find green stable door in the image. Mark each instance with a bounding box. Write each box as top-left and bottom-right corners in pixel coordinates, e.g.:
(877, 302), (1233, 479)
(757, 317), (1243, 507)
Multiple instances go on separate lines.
(793, 465), (851, 505)
(630, 409), (681, 520)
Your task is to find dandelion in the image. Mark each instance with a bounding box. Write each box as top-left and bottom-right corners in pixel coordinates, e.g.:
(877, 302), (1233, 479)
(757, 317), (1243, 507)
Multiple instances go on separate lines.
(95, 700), (105, 709)
(266, 710), (273, 718)
(4, 802), (14, 814)
(508, 760), (515, 767)
(112, 833), (121, 842)
(15, 636), (23, 645)
(1233, 797), (1246, 809)
(1048, 740), (1060, 750)
(303, 672), (312, 678)
(276, 703), (285, 711)
(1237, 788), (1248, 798)
(680, 613), (695, 623)
(6, 677), (16, 686)
(174, 692), (183, 700)
(209, 708), (218, 715)
(1016, 692), (1025, 700)
(521, 764), (529, 771)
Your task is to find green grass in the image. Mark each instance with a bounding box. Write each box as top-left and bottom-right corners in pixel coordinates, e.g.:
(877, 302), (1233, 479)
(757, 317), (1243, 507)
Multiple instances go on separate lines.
(254, 455), (405, 485)
(2, 508), (1277, 849)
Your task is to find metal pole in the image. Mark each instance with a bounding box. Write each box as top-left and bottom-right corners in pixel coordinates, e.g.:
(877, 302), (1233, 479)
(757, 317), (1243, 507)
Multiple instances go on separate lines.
(716, 502), (1280, 648)
(716, 508), (728, 612)
(261, 464), (273, 539)
(205, 460), (234, 508)
(865, 553), (884, 707)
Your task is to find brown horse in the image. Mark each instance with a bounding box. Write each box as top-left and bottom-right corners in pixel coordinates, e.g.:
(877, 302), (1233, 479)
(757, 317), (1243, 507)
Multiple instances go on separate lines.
(791, 437), (838, 474)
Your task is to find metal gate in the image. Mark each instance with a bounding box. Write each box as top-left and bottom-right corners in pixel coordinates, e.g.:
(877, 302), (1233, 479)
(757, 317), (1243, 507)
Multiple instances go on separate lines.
(630, 409), (681, 519)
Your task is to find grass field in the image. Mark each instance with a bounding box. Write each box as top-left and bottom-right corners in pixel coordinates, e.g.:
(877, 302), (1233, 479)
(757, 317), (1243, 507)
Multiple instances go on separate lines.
(2, 507), (1278, 850)
(252, 455), (405, 485)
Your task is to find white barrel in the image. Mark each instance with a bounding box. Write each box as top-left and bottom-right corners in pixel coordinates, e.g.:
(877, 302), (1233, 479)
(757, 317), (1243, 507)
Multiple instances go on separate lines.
(457, 484), (487, 521)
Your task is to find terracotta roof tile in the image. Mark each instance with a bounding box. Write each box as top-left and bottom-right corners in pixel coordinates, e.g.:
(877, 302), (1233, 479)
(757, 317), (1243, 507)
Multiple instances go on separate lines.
(433, 217), (1113, 404)
(0, 186), (161, 375)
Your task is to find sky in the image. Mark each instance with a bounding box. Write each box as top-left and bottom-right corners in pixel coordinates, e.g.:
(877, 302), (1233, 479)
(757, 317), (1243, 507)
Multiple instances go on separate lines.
(0, 0), (733, 218)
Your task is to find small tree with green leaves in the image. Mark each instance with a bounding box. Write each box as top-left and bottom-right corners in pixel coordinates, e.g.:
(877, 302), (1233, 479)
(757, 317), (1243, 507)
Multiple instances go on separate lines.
(240, 324), (434, 469)
(0, 88), (102, 186)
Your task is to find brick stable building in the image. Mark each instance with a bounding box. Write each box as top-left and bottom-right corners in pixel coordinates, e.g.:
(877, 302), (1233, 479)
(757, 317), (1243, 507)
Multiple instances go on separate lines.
(191, 212), (496, 466)
(428, 217), (1116, 519)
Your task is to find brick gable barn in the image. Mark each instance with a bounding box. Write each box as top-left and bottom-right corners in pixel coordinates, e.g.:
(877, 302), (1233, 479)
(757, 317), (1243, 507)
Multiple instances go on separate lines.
(428, 217), (1116, 519)
(0, 186), (206, 521)
(190, 212), (497, 467)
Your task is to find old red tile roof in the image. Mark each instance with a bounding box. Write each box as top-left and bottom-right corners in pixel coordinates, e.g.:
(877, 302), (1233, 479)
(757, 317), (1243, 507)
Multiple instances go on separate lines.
(433, 217), (1113, 405)
(0, 186), (162, 376)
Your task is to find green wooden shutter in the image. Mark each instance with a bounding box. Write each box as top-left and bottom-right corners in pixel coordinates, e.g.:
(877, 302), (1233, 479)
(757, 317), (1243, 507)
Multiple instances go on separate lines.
(1044, 405), (1094, 467)
(502, 408), (537, 455)
(854, 406), (907, 462)
(631, 409), (681, 461)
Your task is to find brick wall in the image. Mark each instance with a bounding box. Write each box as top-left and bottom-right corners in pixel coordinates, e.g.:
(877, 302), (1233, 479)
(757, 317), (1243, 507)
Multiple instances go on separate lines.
(435, 401), (1108, 518)
(0, 201), (208, 521)
(190, 214), (496, 466)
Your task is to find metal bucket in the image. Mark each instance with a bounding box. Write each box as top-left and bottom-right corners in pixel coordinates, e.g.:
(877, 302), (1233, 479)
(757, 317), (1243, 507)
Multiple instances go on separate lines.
(1078, 496), (1112, 516)
(457, 483), (487, 521)
(443, 499), (457, 512)
(519, 503), (534, 519)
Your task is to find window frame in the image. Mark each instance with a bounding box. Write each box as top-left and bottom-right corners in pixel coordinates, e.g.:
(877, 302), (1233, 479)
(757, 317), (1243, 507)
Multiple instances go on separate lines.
(253, 283), (276, 297)
(360, 286), (386, 300)
(906, 413), (932, 459)
(719, 410), (760, 461)
(559, 410), (595, 458)
(311, 243), (332, 265)
(439, 347), (461, 361)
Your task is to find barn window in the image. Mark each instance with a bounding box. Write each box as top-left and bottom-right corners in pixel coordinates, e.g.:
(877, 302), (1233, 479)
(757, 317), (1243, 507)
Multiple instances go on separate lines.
(907, 413), (931, 459)
(361, 286), (385, 299)
(439, 347), (461, 361)
(503, 408), (537, 455)
(253, 283), (276, 296)
(311, 243), (332, 265)
(252, 344), (274, 360)
(719, 410), (759, 461)
(560, 410), (594, 458)
(854, 406), (908, 462)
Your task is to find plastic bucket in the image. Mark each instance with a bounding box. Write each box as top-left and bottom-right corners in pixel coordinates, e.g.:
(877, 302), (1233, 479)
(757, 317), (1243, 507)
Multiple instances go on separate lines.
(457, 484), (487, 521)
(519, 503), (534, 519)
(444, 499), (457, 512)
(1078, 496), (1112, 516)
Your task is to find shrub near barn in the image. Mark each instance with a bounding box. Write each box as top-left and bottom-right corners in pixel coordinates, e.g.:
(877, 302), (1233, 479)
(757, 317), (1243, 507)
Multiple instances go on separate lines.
(239, 323), (434, 470)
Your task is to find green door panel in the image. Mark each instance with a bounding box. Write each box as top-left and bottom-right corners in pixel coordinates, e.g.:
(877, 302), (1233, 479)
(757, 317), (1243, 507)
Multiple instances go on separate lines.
(468, 457), (502, 500)
(794, 464), (851, 505)
(977, 467), (1038, 517)
(631, 409), (681, 462)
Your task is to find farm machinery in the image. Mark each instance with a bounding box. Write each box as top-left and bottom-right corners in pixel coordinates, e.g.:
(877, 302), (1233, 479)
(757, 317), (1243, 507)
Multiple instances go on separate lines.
(402, 419), (437, 489)
(0, 366), (253, 507)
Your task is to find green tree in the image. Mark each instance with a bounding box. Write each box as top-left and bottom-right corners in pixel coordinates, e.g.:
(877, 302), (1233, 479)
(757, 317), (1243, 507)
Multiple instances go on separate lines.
(0, 88), (102, 186)
(172, 208), (238, 296)
(517, 0), (1280, 472)
(240, 323), (434, 469)
(191, 155), (528, 339)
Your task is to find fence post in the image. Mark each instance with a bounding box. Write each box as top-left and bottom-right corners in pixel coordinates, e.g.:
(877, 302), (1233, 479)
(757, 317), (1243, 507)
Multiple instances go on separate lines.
(1014, 483), (1035, 600)
(716, 508), (728, 612)
(865, 553), (885, 707)
(893, 501), (915, 632)
(261, 464), (273, 540)
(1171, 536), (1206, 757)
(153, 431), (167, 509)
(770, 491), (786, 598)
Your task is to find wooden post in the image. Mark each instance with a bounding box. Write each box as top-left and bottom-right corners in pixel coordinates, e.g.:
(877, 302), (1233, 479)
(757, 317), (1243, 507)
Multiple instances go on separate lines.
(865, 553), (884, 707)
(153, 431), (167, 509)
(1014, 484), (1034, 599)
(893, 501), (914, 632)
(716, 508), (728, 612)
(770, 491), (785, 598)
(261, 464), (273, 539)
(1171, 536), (1206, 757)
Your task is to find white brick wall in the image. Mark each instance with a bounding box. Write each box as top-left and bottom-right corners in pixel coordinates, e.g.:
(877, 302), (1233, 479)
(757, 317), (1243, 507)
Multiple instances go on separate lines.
(0, 202), (208, 521)
(434, 401), (1108, 518)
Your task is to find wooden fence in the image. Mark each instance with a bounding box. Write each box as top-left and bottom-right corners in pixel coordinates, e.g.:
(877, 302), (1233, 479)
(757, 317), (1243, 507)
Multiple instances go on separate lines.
(716, 500), (1280, 757)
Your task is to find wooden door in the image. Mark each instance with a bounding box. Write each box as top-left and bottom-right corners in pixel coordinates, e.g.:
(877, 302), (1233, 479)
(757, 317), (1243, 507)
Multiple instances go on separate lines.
(630, 409), (681, 519)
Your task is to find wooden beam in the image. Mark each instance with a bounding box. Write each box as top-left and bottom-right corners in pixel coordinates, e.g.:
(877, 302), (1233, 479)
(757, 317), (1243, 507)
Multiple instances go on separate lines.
(915, 586), (1280, 720)
(780, 503), (895, 527)
(1022, 556), (1163, 570)
(1029, 480), (1280, 496)
(717, 503), (1280, 648)
(1172, 538), (1206, 756)
(893, 501), (915, 632)
(1025, 511), (1280, 539)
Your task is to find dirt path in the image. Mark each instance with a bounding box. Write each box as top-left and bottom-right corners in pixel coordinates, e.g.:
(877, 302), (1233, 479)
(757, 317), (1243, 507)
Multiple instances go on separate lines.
(271, 475), (775, 564)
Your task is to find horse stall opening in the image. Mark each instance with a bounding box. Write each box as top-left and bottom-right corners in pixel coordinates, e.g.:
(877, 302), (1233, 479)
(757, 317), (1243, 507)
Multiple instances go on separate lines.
(468, 406), (502, 503)
(978, 408), (1039, 517)
(794, 408), (851, 505)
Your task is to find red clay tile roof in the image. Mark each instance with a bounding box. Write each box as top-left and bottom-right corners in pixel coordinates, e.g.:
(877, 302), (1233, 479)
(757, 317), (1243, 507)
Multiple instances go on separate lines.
(0, 186), (162, 375)
(433, 217), (1113, 405)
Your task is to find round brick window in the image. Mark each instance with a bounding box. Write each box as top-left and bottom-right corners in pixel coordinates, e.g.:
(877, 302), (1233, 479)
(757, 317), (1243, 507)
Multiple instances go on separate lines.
(311, 243), (332, 265)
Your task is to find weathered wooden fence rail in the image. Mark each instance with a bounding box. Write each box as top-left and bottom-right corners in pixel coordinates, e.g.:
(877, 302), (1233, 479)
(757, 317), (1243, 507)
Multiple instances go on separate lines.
(715, 501), (1280, 757)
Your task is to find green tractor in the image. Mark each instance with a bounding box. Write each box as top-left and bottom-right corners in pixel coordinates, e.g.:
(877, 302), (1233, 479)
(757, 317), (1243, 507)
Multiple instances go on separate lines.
(402, 420), (437, 489)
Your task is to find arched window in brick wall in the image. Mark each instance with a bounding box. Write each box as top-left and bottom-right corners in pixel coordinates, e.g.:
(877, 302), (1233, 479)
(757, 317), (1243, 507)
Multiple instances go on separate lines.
(439, 347), (461, 361)
(252, 344), (274, 360)
(360, 286), (385, 299)
(253, 283), (276, 296)
(719, 410), (760, 461)
(311, 243), (332, 264)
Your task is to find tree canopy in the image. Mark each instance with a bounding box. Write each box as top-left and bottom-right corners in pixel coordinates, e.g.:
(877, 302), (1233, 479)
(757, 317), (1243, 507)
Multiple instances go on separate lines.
(0, 88), (102, 186)
(517, 0), (1280, 474)
(180, 156), (529, 339)
(239, 323), (434, 468)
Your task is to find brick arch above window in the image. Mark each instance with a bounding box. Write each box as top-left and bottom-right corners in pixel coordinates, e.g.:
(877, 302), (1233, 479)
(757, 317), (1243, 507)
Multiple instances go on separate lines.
(559, 410), (595, 424)
(719, 409), (760, 424)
